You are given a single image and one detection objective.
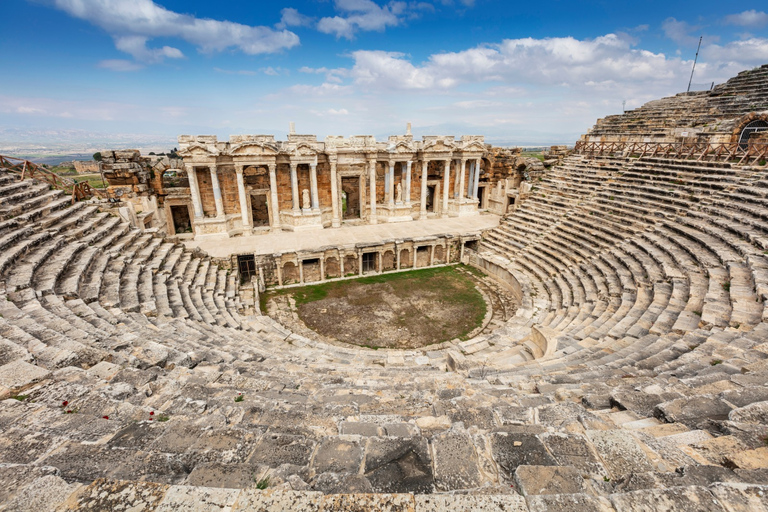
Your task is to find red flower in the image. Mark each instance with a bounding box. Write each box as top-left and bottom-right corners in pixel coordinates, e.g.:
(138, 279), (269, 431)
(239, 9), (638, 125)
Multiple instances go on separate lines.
(149, 417), (153, 421)
(62, 401), (68, 407)
(66, 410), (72, 414)
(103, 416), (109, 420)
(149, 411), (154, 416)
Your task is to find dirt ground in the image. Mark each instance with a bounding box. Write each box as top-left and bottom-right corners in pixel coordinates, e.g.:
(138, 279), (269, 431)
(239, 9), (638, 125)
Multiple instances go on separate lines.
(265, 267), (492, 349)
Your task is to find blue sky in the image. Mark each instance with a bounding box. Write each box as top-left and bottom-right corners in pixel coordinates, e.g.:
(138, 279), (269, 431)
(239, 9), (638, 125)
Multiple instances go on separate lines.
(1, 0), (767, 145)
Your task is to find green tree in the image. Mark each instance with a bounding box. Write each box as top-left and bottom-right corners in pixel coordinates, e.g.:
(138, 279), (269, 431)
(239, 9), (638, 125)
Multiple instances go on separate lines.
(93, 152), (102, 162)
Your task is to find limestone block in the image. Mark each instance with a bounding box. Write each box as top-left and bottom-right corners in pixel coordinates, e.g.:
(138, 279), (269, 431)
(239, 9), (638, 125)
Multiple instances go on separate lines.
(312, 438), (364, 474)
(432, 432), (483, 491)
(540, 433), (607, 478)
(339, 422), (383, 436)
(655, 396), (733, 427)
(363, 436), (433, 494)
(58, 478), (168, 511)
(725, 447), (768, 470)
(185, 462), (263, 488)
(585, 430), (654, 478)
(3, 474), (79, 512)
(526, 493), (615, 512)
(156, 485), (241, 511)
(708, 483), (768, 512)
(0, 360), (51, 392)
(415, 494), (528, 512)
(514, 465), (587, 496)
(320, 493), (415, 511)
(489, 432), (557, 479)
(232, 489), (323, 511)
(248, 433), (316, 467)
(609, 486), (724, 512)
(728, 401), (768, 424)
(85, 361), (121, 381)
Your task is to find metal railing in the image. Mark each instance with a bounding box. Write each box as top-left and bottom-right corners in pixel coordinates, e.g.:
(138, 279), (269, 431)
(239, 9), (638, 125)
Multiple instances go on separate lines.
(0, 154), (105, 203)
(573, 141), (768, 165)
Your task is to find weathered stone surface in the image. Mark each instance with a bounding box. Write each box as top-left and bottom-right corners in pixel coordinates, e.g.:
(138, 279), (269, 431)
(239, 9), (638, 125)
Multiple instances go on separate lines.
(725, 447), (768, 470)
(514, 465), (587, 496)
(312, 438), (364, 474)
(2, 474), (79, 512)
(586, 430), (654, 478)
(155, 484), (241, 511)
(490, 432), (556, 479)
(708, 482), (768, 512)
(232, 489), (323, 511)
(248, 434), (316, 467)
(540, 433), (607, 478)
(609, 486), (724, 511)
(432, 432), (482, 491)
(364, 437), (433, 494)
(58, 478), (168, 511)
(655, 396), (733, 427)
(185, 462), (262, 488)
(414, 493), (528, 511)
(527, 493), (615, 512)
(319, 493), (415, 511)
(0, 360), (50, 392)
(312, 473), (373, 494)
(728, 401), (768, 424)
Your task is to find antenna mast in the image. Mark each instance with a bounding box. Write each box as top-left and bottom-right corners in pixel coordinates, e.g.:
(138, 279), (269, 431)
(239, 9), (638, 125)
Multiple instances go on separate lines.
(687, 36), (702, 93)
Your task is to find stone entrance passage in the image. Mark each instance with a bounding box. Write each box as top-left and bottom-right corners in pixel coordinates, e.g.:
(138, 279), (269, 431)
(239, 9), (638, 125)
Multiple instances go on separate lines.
(362, 252), (377, 273)
(251, 193), (270, 227)
(426, 185), (436, 212)
(341, 177), (361, 219)
(171, 205), (191, 234)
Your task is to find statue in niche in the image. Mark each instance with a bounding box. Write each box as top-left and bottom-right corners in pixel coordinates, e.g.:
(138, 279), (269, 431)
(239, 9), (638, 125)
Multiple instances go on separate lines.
(302, 188), (311, 209)
(395, 183), (403, 203)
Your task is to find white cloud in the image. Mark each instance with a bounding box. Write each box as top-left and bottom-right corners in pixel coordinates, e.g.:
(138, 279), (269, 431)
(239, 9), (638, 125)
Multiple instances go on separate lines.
(318, 0), (408, 39)
(702, 38), (768, 67)
(725, 10), (768, 28)
(345, 34), (688, 91)
(49, 0), (299, 64)
(276, 7), (313, 29)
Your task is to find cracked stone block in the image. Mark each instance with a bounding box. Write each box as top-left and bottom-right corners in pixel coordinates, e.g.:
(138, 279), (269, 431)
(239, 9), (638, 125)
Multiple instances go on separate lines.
(312, 438), (364, 474)
(586, 430), (654, 478)
(514, 465), (588, 496)
(364, 436), (433, 494)
(490, 432), (557, 478)
(527, 493), (615, 512)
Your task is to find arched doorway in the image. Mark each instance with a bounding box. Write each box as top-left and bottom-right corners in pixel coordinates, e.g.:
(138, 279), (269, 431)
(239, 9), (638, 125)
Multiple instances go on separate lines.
(739, 120), (768, 148)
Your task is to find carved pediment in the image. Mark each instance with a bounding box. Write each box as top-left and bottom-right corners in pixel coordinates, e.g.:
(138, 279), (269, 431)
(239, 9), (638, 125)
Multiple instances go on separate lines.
(293, 143), (317, 157)
(423, 139), (455, 152)
(394, 141), (415, 153)
(231, 142), (278, 156)
(178, 143), (218, 157)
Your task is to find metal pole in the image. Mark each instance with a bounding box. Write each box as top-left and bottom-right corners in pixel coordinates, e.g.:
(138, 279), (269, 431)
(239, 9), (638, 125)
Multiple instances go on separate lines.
(687, 36), (702, 93)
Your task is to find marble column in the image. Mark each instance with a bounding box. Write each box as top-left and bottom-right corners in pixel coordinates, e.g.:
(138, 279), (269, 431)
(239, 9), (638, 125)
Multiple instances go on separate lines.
(268, 164), (280, 229)
(473, 158), (481, 199)
(420, 160), (429, 219)
(453, 160), (461, 199)
(458, 159), (467, 203)
(187, 166), (203, 218)
(310, 163), (320, 211)
(467, 161), (475, 199)
(290, 163), (300, 212)
(388, 162), (395, 207)
(405, 161), (412, 205)
(210, 165), (224, 217)
(299, 260), (304, 284)
(320, 257), (325, 281)
(358, 253), (363, 276)
(330, 159), (340, 227)
(441, 160), (450, 218)
(235, 166), (250, 231)
(369, 158), (377, 224)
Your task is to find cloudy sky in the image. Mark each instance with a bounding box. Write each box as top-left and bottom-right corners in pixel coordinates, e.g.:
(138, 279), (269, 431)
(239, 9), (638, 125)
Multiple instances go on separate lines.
(2, 0), (767, 145)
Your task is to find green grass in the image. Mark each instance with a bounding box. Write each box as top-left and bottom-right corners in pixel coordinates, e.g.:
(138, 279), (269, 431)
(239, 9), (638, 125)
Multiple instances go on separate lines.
(262, 265), (487, 347)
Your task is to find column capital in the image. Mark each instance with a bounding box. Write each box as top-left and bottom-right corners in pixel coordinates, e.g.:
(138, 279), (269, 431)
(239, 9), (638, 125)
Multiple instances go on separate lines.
(268, 163), (277, 172)
(235, 165), (244, 175)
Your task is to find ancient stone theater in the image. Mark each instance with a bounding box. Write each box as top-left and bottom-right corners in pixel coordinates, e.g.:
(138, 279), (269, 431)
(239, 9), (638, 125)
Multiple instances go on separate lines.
(0, 65), (767, 511)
